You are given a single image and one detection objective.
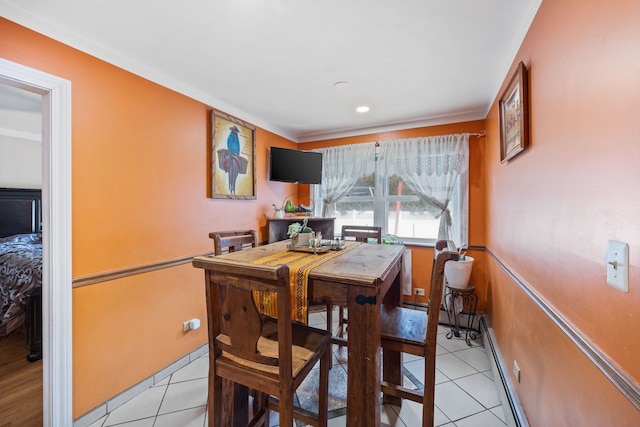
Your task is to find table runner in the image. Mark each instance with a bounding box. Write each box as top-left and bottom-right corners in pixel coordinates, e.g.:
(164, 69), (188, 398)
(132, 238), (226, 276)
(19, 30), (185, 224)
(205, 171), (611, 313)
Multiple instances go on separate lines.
(251, 243), (356, 323)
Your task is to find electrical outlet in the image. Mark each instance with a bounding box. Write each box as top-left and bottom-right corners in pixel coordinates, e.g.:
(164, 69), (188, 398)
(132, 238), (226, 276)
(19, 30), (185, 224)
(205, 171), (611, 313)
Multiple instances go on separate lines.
(183, 318), (201, 332)
(513, 360), (521, 383)
(414, 288), (425, 296)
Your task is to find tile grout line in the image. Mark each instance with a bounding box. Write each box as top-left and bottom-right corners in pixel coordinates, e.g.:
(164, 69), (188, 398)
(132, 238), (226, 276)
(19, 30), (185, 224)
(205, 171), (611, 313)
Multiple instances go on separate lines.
(89, 323), (502, 426)
(75, 345), (208, 427)
(151, 376), (171, 427)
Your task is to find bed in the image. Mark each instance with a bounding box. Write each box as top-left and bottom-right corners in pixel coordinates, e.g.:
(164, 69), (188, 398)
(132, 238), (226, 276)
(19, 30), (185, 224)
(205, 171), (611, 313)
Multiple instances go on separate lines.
(0, 188), (42, 361)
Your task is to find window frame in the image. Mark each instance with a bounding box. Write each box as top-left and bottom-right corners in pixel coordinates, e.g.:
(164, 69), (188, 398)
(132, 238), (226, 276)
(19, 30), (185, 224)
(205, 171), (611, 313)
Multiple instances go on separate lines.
(330, 165), (456, 246)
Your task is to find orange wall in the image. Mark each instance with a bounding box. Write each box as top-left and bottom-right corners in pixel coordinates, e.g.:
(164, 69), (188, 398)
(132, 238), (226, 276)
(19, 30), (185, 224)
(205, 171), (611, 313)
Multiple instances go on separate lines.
(300, 121), (487, 308)
(484, 1), (640, 425)
(5, 0), (640, 422)
(0, 18), (301, 417)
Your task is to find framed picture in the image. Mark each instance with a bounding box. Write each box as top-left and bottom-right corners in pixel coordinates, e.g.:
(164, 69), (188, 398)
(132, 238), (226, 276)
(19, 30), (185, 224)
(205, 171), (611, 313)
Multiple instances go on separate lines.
(499, 61), (529, 162)
(211, 110), (256, 199)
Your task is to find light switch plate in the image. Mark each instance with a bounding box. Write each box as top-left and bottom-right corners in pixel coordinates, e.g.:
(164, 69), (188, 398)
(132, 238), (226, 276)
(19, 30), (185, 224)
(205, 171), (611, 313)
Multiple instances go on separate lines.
(606, 240), (629, 293)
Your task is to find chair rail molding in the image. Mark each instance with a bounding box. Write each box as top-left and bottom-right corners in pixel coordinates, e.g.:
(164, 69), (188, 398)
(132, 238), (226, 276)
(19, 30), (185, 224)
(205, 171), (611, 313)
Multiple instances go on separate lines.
(486, 247), (640, 411)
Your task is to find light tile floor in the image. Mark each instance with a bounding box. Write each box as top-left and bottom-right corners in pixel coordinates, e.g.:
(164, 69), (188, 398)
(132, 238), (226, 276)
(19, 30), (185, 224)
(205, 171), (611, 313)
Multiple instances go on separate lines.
(88, 309), (507, 427)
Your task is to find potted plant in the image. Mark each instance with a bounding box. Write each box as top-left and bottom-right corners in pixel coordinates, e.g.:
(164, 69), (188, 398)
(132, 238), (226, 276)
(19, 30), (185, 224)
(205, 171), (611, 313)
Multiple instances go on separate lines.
(287, 218), (314, 246)
(444, 252), (474, 289)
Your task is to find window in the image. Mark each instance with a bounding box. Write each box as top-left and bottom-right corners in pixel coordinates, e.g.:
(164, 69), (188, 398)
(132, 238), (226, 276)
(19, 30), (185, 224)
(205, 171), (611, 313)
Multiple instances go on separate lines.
(330, 173), (462, 245)
(333, 173), (375, 231)
(313, 135), (469, 247)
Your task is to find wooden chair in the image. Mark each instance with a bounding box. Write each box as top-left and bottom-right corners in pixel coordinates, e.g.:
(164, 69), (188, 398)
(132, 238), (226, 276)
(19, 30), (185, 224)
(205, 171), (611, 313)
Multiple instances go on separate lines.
(196, 257), (331, 427)
(209, 229), (258, 255)
(329, 225), (383, 344)
(380, 247), (459, 427)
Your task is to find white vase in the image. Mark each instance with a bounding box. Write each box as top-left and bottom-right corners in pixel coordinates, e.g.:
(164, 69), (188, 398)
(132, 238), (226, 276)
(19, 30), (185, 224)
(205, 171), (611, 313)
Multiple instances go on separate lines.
(444, 256), (474, 289)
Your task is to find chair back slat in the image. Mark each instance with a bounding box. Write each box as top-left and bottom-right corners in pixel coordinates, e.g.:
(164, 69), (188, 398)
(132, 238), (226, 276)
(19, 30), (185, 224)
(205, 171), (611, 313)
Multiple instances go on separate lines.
(210, 229), (259, 255)
(220, 286), (263, 353)
(341, 225), (382, 243)
(207, 260), (290, 366)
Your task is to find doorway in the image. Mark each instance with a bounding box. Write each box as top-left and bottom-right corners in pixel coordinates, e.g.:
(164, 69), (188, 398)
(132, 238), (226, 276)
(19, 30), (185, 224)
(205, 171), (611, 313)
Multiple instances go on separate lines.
(0, 58), (72, 426)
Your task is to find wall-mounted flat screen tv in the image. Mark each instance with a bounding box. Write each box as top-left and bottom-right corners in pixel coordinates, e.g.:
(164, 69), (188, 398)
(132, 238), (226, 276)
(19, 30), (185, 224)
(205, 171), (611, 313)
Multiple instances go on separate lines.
(269, 147), (323, 184)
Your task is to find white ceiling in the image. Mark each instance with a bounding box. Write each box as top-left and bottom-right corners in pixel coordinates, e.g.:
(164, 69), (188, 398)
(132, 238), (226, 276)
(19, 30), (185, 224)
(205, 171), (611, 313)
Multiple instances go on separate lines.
(0, 0), (541, 142)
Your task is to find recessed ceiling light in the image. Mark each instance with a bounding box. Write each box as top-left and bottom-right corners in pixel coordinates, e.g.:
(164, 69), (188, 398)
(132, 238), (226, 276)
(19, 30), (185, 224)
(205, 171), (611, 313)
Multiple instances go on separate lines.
(356, 105), (370, 113)
(334, 81), (350, 90)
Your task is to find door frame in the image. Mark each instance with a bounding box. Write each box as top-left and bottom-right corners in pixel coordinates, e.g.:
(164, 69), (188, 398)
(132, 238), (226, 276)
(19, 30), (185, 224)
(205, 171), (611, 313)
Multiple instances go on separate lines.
(0, 58), (73, 426)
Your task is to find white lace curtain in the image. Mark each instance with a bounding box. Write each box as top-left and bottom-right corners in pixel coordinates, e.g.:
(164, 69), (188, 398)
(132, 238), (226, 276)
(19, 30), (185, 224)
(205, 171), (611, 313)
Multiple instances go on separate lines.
(310, 134), (469, 247)
(311, 143), (376, 217)
(379, 133), (469, 247)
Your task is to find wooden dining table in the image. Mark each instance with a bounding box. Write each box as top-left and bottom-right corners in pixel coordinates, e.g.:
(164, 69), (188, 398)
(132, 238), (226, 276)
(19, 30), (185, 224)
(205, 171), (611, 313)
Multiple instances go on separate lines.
(193, 239), (405, 426)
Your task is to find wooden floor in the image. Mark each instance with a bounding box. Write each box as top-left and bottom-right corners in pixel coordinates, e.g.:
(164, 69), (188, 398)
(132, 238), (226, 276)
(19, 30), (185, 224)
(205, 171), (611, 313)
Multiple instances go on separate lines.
(0, 330), (42, 427)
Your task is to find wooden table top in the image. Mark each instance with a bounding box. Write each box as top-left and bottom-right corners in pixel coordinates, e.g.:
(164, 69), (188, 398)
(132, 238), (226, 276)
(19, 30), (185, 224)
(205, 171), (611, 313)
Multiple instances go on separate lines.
(193, 240), (405, 288)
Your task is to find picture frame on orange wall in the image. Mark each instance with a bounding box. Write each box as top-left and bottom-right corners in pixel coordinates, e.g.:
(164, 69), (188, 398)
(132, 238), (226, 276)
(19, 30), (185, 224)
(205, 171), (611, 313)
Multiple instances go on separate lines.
(499, 61), (529, 163)
(211, 110), (256, 199)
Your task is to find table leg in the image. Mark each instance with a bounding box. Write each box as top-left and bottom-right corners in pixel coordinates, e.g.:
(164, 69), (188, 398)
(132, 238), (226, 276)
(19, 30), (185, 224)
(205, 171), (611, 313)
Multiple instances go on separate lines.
(346, 285), (381, 426)
(382, 272), (403, 406)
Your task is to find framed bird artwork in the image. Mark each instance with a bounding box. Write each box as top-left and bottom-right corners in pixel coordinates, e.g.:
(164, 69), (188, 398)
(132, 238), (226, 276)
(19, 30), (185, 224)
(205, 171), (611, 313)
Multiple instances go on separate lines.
(211, 110), (256, 199)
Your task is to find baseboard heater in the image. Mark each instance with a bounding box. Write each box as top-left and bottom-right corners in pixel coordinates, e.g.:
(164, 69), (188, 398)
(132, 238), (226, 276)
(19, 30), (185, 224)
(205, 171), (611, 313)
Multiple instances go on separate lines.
(400, 306), (529, 426)
(480, 317), (530, 427)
